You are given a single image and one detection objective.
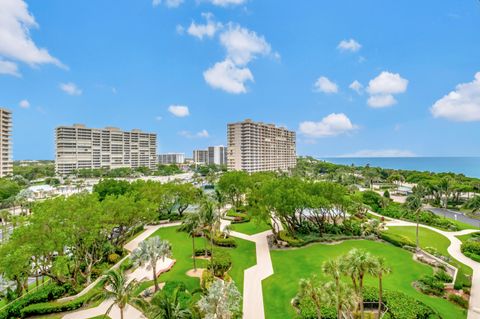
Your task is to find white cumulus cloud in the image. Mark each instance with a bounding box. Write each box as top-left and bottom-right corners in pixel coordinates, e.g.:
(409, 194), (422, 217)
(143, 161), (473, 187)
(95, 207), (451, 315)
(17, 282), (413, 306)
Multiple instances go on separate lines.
(349, 80), (363, 94)
(187, 13), (222, 40)
(366, 71), (408, 108)
(168, 105), (190, 117)
(337, 39), (361, 52)
(0, 0), (63, 69)
(0, 59), (20, 77)
(60, 82), (82, 96)
(19, 99), (29, 108)
(219, 24), (271, 66)
(203, 59), (253, 94)
(314, 76), (339, 94)
(299, 113), (358, 138)
(431, 72), (480, 122)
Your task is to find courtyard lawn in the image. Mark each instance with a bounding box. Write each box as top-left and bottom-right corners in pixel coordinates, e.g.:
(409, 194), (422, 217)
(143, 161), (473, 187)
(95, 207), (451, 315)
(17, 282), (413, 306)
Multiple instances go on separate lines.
(457, 232), (480, 244)
(263, 240), (467, 319)
(230, 219), (271, 235)
(383, 226), (473, 287)
(150, 225), (256, 293)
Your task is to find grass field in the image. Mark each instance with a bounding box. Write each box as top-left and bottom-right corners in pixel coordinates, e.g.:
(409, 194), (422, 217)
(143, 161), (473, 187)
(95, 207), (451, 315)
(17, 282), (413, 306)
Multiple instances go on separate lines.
(383, 226), (473, 287)
(150, 225), (256, 293)
(457, 232), (480, 244)
(230, 219), (271, 235)
(263, 240), (467, 319)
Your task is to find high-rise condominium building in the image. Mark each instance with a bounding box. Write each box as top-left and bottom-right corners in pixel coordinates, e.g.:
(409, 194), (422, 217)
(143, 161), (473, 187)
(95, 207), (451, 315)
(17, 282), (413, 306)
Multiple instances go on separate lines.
(55, 124), (157, 175)
(0, 108), (13, 177)
(192, 149), (208, 164)
(208, 146), (227, 166)
(227, 119), (296, 173)
(158, 153), (185, 165)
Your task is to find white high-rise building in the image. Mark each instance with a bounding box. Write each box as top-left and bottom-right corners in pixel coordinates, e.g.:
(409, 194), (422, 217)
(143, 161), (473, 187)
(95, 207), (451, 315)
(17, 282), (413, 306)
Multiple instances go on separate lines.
(192, 149), (208, 164)
(208, 146), (227, 166)
(227, 119), (296, 173)
(0, 108), (13, 177)
(158, 153), (185, 165)
(55, 124), (157, 175)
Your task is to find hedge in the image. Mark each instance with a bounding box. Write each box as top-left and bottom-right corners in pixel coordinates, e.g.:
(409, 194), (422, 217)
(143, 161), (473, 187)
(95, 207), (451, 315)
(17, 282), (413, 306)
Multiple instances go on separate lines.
(461, 240), (480, 262)
(213, 236), (237, 248)
(19, 280), (105, 317)
(380, 232), (415, 248)
(0, 283), (72, 319)
(448, 294), (469, 309)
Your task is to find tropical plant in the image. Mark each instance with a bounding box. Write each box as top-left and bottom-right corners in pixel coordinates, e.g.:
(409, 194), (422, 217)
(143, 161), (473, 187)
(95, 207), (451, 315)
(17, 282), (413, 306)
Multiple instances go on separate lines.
(371, 257), (391, 319)
(198, 200), (221, 260)
(179, 213), (201, 271)
(131, 236), (172, 292)
(405, 194), (423, 251)
(197, 279), (241, 319)
(148, 287), (192, 319)
(294, 276), (327, 319)
(100, 269), (144, 319)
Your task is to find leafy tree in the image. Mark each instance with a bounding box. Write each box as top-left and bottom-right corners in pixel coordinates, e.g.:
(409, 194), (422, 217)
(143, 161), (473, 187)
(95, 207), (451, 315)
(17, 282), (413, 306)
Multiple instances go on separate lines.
(197, 280), (241, 319)
(93, 179), (131, 201)
(217, 171), (251, 210)
(0, 179), (21, 204)
(131, 236), (172, 292)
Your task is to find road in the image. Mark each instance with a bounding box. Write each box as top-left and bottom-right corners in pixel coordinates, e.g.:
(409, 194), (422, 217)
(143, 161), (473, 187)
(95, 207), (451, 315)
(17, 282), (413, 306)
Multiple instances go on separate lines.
(427, 207), (480, 228)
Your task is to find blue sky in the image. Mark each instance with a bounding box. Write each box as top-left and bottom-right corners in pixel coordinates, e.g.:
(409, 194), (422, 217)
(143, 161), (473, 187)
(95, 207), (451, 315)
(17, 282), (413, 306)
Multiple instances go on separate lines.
(1, 0), (480, 160)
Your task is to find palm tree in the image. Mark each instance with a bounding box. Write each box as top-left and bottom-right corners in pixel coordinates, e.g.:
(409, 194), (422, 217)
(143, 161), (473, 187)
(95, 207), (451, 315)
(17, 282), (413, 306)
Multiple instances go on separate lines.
(101, 269), (143, 319)
(148, 287), (192, 319)
(179, 213), (201, 271)
(322, 258), (343, 319)
(371, 257), (391, 319)
(197, 280), (241, 319)
(465, 195), (480, 215)
(324, 281), (357, 319)
(198, 200), (221, 260)
(0, 210), (11, 243)
(131, 236), (172, 292)
(341, 249), (377, 319)
(295, 276), (326, 319)
(405, 194), (422, 251)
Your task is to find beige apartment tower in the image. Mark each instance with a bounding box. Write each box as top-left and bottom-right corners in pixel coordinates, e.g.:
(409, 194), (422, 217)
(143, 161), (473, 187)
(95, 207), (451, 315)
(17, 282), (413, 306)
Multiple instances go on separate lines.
(55, 124), (157, 175)
(0, 108), (13, 177)
(227, 119), (296, 173)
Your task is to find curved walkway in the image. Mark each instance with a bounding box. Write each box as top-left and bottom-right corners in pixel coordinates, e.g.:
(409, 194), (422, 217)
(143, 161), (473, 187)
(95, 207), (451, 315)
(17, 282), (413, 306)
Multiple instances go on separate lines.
(62, 222), (181, 319)
(372, 211), (480, 319)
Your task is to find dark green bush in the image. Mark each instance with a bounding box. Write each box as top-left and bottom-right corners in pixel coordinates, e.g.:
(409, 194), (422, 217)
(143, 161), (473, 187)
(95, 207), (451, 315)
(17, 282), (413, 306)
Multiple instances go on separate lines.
(380, 232), (415, 248)
(434, 270), (452, 283)
(207, 250), (232, 278)
(278, 230), (304, 247)
(461, 240), (480, 259)
(417, 275), (445, 296)
(0, 283), (72, 319)
(213, 236), (237, 247)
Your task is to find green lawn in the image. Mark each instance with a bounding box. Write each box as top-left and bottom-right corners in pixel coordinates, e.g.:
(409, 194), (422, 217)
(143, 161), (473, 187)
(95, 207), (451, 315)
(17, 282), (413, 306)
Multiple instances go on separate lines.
(456, 232), (480, 244)
(263, 240), (467, 319)
(230, 220), (271, 235)
(383, 226), (473, 287)
(150, 225), (256, 293)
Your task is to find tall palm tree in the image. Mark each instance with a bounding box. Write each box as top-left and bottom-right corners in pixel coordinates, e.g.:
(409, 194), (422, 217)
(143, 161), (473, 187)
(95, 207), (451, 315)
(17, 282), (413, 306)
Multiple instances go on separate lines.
(0, 210), (11, 243)
(148, 287), (192, 319)
(341, 249), (377, 319)
(179, 213), (201, 271)
(405, 194), (422, 251)
(198, 200), (221, 260)
(371, 257), (391, 319)
(324, 281), (357, 319)
(131, 236), (172, 292)
(101, 269), (143, 319)
(322, 258), (342, 319)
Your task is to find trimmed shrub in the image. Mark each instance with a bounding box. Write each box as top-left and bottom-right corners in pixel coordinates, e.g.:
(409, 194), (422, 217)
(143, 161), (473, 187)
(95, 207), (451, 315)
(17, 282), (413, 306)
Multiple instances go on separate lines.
(417, 275), (445, 296)
(213, 236), (237, 248)
(434, 270), (452, 283)
(380, 232), (415, 248)
(278, 230), (304, 247)
(207, 250), (232, 278)
(461, 240), (480, 262)
(194, 248), (212, 257)
(201, 270), (214, 290)
(448, 294), (469, 309)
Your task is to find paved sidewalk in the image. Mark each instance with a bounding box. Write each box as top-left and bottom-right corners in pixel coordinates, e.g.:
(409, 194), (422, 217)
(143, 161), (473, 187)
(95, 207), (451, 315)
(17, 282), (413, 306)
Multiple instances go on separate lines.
(62, 222), (181, 319)
(372, 211), (480, 319)
(230, 230), (274, 319)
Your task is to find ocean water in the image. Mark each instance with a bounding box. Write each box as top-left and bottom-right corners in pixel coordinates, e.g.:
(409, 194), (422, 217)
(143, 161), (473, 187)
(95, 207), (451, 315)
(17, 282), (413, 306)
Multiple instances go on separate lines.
(320, 157), (480, 178)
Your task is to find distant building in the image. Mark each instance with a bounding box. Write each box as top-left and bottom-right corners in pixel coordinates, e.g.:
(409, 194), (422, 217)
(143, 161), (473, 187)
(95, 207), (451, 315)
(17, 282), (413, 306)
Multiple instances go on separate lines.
(193, 149), (208, 164)
(0, 108), (12, 177)
(55, 124), (157, 175)
(227, 119), (296, 173)
(158, 153), (185, 165)
(208, 146), (227, 166)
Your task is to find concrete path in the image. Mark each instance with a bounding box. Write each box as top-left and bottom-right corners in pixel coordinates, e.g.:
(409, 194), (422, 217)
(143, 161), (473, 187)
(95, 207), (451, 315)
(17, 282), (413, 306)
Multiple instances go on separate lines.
(62, 222), (181, 319)
(229, 229), (274, 319)
(372, 211), (480, 319)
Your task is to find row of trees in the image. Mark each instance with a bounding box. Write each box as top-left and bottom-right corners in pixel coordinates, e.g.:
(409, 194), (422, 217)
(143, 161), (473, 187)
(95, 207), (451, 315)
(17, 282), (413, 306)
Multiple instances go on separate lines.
(294, 249), (390, 319)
